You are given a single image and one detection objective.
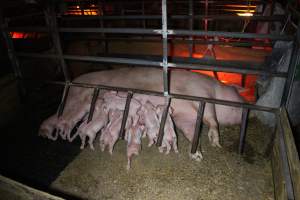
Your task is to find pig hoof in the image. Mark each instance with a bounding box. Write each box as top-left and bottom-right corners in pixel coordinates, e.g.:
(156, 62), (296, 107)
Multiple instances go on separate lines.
(211, 141), (222, 148)
(190, 151), (203, 162)
(80, 145), (85, 150)
(158, 147), (164, 153)
(174, 149), (179, 154)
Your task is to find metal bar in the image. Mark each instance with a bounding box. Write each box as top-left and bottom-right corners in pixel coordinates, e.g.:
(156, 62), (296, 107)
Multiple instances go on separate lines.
(57, 84), (70, 117)
(191, 101), (206, 154)
(281, 26), (299, 107)
(156, 97), (171, 147)
(241, 74), (246, 87)
(6, 26), (293, 40)
(45, 7), (71, 82)
(15, 52), (288, 77)
(60, 14), (285, 21)
(188, 0), (194, 57)
(238, 108), (249, 154)
(1, 19), (26, 101)
(277, 112), (295, 199)
(119, 92), (133, 139)
(64, 35), (274, 47)
(23, 78), (278, 113)
(162, 0), (169, 96)
(87, 88), (100, 122)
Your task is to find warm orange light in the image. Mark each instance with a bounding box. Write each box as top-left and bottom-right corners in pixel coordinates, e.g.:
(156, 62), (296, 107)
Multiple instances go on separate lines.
(237, 12), (253, 17)
(76, 5), (80, 9)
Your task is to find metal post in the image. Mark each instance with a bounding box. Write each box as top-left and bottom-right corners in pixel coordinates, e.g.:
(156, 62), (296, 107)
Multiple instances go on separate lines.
(191, 101), (205, 154)
(57, 84), (70, 117)
(156, 97), (171, 147)
(119, 92), (133, 139)
(188, 0), (194, 58)
(1, 18), (26, 102)
(204, 0), (208, 35)
(87, 88), (100, 122)
(45, 6), (71, 82)
(162, 0), (169, 96)
(281, 23), (300, 107)
(238, 108), (249, 154)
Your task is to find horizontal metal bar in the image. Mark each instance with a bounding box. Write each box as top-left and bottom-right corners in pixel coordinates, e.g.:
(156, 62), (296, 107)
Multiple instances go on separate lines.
(6, 26), (293, 40)
(60, 14), (285, 22)
(23, 78), (278, 113)
(170, 30), (293, 41)
(15, 52), (288, 77)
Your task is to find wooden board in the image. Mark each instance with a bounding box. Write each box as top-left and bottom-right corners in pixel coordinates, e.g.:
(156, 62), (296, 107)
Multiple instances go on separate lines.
(0, 175), (64, 200)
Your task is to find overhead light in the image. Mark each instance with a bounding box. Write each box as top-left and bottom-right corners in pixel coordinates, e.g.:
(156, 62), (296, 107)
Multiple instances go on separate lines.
(237, 12), (253, 16)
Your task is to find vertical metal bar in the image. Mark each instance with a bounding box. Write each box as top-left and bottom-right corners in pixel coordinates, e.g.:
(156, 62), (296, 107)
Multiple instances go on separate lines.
(241, 74), (246, 87)
(156, 97), (171, 147)
(281, 26), (300, 107)
(204, 0), (208, 35)
(1, 17), (26, 102)
(57, 84), (70, 117)
(188, 0), (194, 58)
(238, 108), (249, 154)
(142, 0), (146, 29)
(213, 71), (219, 80)
(191, 101), (206, 154)
(87, 88), (100, 122)
(101, 0), (108, 55)
(162, 0), (169, 96)
(45, 6), (71, 82)
(119, 92), (133, 139)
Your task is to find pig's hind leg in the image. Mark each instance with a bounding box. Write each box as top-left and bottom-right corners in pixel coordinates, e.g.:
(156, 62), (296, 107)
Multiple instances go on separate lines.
(203, 103), (221, 148)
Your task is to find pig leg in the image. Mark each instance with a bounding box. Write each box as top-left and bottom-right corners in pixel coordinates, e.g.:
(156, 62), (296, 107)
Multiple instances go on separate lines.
(79, 133), (86, 149)
(88, 133), (96, 150)
(204, 104), (221, 148)
(172, 139), (179, 153)
(165, 141), (171, 155)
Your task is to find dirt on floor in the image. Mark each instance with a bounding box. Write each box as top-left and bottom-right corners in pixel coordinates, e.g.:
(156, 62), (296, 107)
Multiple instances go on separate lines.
(51, 118), (274, 200)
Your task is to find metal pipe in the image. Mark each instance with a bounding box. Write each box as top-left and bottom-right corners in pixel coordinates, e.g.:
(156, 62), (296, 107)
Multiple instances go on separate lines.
(191, 101), (206, 154)
(162, 0), (169, 96)
(45, 7), (71, 82)
(0, 19), (26, 102)
(238, 108), (249, 154)
(15, 52), (288, 77)
(119, 92), (133, 139)
(6, 26), (293, 40)
(188, 0), (194, 57)
(156, 97), (171, 147)
(59, 14), (285, 21)
(281, 25), (299, 107)
(57, 84), (70, 117)
(23, 78), (278, 113)
(87, 88), (100, 123)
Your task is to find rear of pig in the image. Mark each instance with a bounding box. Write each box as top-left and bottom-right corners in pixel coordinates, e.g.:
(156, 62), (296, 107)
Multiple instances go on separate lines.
(126, 120), (143, 170)
(77, 104), (109, 150)
(137, 100), (160, 147)
(156, 105), (178, 154)
(39, 114), (59, 141)
(99, 109), (123, 154)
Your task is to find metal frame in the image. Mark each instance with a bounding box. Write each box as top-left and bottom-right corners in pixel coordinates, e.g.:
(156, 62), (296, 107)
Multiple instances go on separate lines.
(1, 2), (299, 198)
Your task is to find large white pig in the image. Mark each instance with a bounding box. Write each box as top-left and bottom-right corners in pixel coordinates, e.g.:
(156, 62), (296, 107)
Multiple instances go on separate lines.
(55, 67), (245, 160)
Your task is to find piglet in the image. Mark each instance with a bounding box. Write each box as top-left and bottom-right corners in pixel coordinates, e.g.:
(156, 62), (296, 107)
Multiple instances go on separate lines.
(126, 121), (143, 170)
(76, 105), (109, 150)
(156, 105), (178, 154)
(137, 100), (160, 147)
(99, 109), (123, 154)
(39, 114), (59, 141)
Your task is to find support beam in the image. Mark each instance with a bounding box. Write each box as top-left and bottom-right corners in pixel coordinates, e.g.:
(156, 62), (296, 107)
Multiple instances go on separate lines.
(87, 88), (100, 122)
(119, 92), (133, 139)
(238, 108), (249, 154)
(191, 101), (206, 154)
(156, 97), (171, 147)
